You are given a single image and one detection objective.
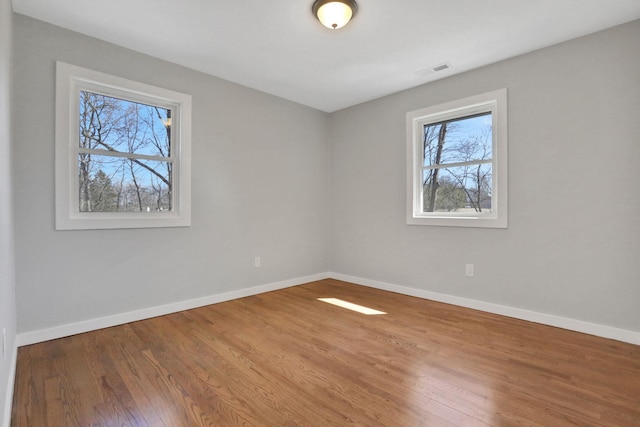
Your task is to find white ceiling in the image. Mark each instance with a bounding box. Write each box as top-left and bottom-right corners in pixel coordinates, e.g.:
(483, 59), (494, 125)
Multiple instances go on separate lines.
(12, 0), (640, 112)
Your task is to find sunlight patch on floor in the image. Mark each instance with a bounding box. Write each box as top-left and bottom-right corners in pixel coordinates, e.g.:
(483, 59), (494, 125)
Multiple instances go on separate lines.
(318, 298), (386, 315)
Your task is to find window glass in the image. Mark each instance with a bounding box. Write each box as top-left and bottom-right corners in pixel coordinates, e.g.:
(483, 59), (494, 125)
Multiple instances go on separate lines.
(78, 91), (174, 213)
(422, 113), (493, 213)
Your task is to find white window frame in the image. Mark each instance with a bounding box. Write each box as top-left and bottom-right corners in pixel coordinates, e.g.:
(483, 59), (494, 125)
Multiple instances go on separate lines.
(406, 89), (507, 228)
(55, 61), (192, 230)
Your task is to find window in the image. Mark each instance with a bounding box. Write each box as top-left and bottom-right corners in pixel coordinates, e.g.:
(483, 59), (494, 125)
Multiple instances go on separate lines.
(406, 89), (507, 228)
(55, 62), (191, 230)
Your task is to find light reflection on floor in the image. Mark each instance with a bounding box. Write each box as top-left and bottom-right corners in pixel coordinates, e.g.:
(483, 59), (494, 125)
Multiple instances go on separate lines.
(409, 364), (496, 425)
(318, 298), (386, 315)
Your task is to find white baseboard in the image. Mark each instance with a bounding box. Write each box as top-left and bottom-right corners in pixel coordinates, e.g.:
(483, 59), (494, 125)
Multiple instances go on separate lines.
(2, 343), (17, 427)
(16, 271), (640, 347)
(329, 272), (640, 346)
(16, 273), (329, 347)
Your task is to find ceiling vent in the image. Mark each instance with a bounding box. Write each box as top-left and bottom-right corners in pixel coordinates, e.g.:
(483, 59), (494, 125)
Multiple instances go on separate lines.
(416, 63), (452, 76)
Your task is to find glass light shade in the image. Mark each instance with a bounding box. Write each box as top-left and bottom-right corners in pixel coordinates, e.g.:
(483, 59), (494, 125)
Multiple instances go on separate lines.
(315, 1), (356, 29)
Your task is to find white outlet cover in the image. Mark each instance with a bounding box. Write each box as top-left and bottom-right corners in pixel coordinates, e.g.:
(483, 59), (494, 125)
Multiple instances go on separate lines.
(466, 264), (474, 277)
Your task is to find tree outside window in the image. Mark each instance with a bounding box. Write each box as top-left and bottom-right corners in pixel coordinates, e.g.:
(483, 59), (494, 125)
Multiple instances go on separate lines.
(422, 113), (493, 214)
(78, 91), (173, 213)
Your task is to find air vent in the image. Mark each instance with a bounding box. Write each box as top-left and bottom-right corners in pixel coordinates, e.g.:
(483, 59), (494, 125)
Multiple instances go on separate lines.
(432, 63), (450, 72)
(415, 62), (452, 76)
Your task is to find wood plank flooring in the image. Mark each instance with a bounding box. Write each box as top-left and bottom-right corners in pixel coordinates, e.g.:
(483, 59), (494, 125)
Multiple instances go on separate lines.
(11, 279), (640, 426)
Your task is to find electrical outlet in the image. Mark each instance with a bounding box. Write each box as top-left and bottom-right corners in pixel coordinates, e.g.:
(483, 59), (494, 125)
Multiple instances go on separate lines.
(254, 256), (261, 268)
(465, 264), (474, 277)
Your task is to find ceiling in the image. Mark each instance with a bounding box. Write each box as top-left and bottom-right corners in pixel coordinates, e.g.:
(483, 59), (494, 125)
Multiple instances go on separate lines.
(12, 0), (640, 112)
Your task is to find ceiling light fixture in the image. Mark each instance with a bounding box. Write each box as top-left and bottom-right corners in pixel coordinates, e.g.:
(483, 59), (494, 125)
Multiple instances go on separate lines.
(312, 0), (358, 30)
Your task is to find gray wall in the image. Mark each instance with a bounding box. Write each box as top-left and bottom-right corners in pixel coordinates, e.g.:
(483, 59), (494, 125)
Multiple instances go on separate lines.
(329, 20), (640, 332)
(13, 15), (330, 333)
(0, 0), (16, 424)
(11, 13), (640, 338)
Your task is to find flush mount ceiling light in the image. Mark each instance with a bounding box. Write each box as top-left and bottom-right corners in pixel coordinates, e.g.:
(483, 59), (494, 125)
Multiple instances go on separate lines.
(312, 0), (358, 30)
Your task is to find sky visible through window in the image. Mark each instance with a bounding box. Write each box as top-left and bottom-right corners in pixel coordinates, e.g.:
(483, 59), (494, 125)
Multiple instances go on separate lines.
(78, 91), (173, 213)
(422, 112), (493, 213)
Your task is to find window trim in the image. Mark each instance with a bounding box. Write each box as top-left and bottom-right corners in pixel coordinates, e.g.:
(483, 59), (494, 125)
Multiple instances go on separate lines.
(55, 61), (192, 230)
(406, 89), (508, 228)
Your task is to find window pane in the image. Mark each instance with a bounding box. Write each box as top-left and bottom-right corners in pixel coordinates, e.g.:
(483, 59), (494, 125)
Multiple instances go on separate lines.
(422, 164), (492, 213)
(79, 154), (172, 212)
(423, 113), (492, 166)
(79, 91), (171, 158)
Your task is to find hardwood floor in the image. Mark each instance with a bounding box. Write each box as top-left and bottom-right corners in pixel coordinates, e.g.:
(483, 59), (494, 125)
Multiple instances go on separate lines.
(11, 279), (640, 426)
